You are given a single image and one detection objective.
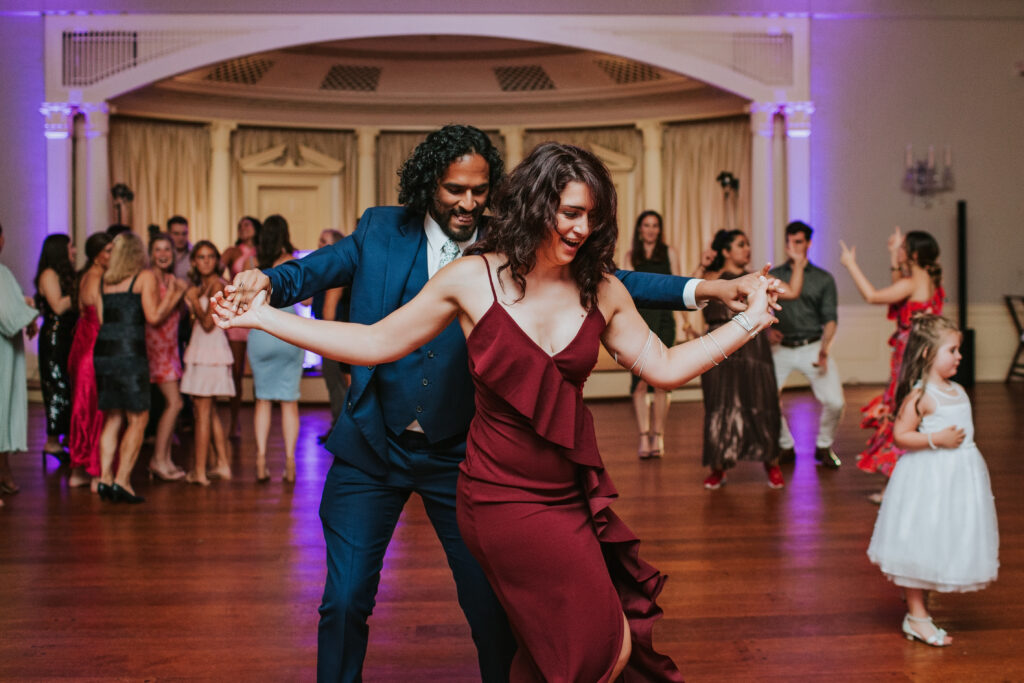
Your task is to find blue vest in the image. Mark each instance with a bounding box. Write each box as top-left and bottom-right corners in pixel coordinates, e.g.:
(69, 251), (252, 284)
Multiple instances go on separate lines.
(374, 243), (476, 447)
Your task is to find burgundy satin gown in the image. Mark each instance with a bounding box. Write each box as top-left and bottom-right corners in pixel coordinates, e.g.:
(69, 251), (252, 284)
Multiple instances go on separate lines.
(457, 257), (682, 682)
(67, 304), (103, 477)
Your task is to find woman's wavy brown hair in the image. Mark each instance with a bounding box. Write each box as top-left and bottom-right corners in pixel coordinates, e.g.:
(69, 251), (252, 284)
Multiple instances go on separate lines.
(904, 230), (942, 290)
(465, 142), (617, 309)
(630, 210), (668, 268)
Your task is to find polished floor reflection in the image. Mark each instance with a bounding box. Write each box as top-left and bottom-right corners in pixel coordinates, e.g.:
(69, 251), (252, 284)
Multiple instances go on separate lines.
(2, 384), (1022, 680)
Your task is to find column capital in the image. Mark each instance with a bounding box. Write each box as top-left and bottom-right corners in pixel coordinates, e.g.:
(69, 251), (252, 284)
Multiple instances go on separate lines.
(40, 102), (75, 139)
(80, 102), (110, 138)
(781, 101), (814, 138)
(748, 102), (778, 137)
(208, 119), (237, 149)
(356, 127), (379, 155)
(636, 120), (663, 148)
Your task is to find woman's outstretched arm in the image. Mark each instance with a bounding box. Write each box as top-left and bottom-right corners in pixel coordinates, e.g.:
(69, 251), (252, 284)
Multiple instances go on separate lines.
(600, 274), (778, 390)
(839, 240), (913, 304)
(212, 256), (474, 367)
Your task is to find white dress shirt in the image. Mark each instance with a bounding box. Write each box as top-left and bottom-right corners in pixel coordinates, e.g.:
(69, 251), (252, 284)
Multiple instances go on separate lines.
(424, 214), (477, 278)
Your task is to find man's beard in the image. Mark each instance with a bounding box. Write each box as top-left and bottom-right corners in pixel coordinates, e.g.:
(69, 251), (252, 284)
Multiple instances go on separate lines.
(437, 208), (482, 243)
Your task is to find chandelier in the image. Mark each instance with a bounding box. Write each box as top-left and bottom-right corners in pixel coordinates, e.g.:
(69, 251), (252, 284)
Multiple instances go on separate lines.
(902, 145), (954, 204)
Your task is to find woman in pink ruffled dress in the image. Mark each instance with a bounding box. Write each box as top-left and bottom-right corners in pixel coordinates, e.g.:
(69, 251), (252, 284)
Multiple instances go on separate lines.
(180, 241), (235, 485)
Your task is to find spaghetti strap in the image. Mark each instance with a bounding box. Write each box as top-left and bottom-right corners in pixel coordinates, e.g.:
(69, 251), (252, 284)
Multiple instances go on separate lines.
(128, 272), (140, 293)
(479, 255), (498, 302)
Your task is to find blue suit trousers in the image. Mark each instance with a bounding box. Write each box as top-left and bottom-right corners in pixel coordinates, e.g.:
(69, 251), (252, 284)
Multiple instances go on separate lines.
(317, 435), (516, 682)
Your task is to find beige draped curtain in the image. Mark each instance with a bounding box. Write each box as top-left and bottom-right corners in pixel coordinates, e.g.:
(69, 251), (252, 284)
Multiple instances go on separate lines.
(376, 132), (430, 207)
(663, 116), (751, 275)
(231, 126), (358, 235)
(108, 117), (211, 239)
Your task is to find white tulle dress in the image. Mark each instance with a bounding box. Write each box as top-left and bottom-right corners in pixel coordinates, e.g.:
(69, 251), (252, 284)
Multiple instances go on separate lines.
(867, 381), (999, 592)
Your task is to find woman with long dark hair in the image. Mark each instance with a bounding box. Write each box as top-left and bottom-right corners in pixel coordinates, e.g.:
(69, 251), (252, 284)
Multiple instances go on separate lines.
(215, 143), (778, 680)
(245, 214), (304, 482)
(34, 233), (78, 461)
(67, 232), (113, 489)
(621, 210), (682, 458)
(696, 229), (805, 490)
(840, 227), (944, 498)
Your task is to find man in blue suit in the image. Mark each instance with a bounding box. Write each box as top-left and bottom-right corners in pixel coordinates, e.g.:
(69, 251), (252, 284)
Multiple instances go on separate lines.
(228, 125), (772, 682)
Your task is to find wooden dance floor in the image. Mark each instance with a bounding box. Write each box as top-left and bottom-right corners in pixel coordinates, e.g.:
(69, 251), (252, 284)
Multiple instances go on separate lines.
(2, 384), (1022, 681)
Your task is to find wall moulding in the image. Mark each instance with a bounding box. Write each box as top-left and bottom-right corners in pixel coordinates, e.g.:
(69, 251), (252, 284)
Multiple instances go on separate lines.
(45, 14), (809, 106)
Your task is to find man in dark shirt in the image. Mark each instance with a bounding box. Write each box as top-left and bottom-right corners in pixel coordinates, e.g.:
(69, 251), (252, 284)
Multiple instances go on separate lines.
(769, 221), (845, 468)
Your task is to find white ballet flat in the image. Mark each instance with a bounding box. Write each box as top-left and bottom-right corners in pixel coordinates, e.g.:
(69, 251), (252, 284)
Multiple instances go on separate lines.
(902, 613), (950, 647)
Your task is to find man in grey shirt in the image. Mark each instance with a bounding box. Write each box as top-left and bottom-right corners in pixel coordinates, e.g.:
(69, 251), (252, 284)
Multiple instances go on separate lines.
(769, 221), (844, 468)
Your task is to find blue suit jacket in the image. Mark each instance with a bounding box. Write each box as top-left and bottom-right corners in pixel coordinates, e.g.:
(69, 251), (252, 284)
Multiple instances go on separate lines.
(268, 206), (695, 477)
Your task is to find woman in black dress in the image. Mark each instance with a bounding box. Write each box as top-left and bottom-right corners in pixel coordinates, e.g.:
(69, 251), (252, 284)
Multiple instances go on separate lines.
(34, 233), (78, 461)
(698, 229), (805, 490)
(621, 211), (683, 458)
(94, 232), (184, 503)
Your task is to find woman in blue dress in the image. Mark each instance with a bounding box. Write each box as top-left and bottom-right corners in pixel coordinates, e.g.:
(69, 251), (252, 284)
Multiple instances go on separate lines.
(246, 215), (305, 483)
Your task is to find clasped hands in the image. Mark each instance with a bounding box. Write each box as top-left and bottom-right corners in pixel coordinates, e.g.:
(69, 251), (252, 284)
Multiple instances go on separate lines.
(710, 264), (784, 319)
(211, 269), (272, 330)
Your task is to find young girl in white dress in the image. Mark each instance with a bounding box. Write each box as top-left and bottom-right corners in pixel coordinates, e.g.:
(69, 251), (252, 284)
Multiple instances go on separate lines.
(867, 313), (998, 646)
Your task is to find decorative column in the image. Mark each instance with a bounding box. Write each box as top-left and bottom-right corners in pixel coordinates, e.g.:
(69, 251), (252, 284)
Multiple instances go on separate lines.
(782, 101), (814, 226)
(208, 119), (237, 248)
(499, 126), (525, 169)
(80, 103), (110, 237)
(637, 120), (663, 214)
(73, 114), (88, 265)
(772, 114), (788, 260)
(749, 102), (776, 266)
(356, 127), (379, 218)
(40, 102), (75, 236)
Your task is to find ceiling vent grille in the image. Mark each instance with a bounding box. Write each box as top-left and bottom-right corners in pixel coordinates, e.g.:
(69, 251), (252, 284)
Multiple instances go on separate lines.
(595, 58), (662, 85)
(493, 65), (555, 92)
(62, 31), (139, 86)
(320, 64), (382, 92)
(204, 57), (274, 85)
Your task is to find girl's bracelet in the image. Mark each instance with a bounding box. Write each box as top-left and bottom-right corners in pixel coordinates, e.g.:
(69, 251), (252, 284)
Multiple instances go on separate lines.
(926, 432), (938, 450)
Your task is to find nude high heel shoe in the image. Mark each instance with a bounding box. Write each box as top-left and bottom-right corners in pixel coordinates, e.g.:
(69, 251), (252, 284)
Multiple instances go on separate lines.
(282, 458), (295, 484)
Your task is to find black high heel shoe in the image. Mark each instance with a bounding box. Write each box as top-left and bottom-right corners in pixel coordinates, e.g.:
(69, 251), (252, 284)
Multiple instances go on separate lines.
(96, 482), (114, 502)
(42, 448), (70, 467)
(110, 483), (145, 504)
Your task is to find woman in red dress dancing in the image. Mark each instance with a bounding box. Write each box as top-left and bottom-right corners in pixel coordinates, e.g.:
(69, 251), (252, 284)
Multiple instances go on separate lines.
(840, 227), (943, 500)
(215, 143), (778, 681)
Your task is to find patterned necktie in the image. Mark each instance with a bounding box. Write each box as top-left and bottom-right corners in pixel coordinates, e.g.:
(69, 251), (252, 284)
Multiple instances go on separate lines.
(438, 239), (460, 269)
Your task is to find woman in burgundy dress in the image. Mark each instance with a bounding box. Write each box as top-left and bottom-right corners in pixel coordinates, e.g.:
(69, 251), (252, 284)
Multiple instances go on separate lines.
(216, 143), (778, 681)
(67, 233), (113, 489)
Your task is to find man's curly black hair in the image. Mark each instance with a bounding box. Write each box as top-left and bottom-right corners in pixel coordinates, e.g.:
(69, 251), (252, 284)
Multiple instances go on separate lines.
(397, 125), (505, 216)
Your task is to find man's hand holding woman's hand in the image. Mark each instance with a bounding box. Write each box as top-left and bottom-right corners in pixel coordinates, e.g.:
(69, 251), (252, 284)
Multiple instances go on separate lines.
(211, 268), (273, 330)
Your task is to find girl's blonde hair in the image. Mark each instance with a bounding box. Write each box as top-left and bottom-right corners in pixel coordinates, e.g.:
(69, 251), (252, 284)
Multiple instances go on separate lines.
(895, 313), (960, 416)
(103, 231), (147, 285)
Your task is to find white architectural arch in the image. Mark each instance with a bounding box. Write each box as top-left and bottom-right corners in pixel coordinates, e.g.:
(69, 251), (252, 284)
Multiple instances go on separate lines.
(43, 13), (811, 261)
